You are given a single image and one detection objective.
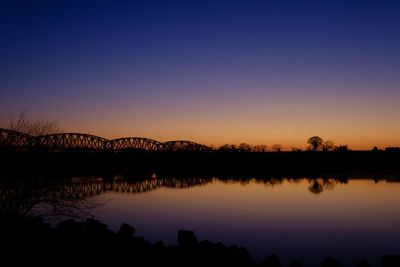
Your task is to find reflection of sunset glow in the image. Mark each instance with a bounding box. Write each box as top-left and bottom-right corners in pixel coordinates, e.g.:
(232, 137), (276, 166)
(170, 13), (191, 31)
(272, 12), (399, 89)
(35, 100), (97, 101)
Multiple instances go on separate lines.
(96, 178), (400, 266)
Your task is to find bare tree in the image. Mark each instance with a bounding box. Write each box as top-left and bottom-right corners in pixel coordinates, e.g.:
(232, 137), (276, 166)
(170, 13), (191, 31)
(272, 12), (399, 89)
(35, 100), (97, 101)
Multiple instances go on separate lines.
(272, 144), (282, 152)
(254, 145), (268, 152)
(335, 145), (349, 151)
(239, 143), (251, 152)
(307, 136), (323, 151)
(229, 144), (238, 151)
(218, 144), (239, 152)
(8, 110), (59, 136)
(219, 144), (231, 152)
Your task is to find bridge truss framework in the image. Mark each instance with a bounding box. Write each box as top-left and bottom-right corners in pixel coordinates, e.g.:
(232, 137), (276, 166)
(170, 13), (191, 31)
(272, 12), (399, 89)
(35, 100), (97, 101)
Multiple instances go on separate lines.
(0, 128), (210, 152)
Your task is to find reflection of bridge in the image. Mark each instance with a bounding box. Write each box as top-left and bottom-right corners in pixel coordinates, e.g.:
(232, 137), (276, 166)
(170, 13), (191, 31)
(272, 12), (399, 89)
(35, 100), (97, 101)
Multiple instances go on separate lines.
(39, 177), (350, 198)
(0, 176), (290, 216)
(0, 128), (209, 152)
(63, 177), (215, 196)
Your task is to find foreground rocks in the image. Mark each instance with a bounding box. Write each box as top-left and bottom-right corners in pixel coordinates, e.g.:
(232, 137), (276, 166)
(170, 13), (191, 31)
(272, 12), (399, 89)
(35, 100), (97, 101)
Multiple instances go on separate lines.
(0, 215), (399, 267)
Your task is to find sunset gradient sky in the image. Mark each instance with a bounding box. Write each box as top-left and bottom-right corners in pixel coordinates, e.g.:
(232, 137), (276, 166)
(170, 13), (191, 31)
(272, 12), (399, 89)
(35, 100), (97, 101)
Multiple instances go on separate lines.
(1, 0), (400, 149)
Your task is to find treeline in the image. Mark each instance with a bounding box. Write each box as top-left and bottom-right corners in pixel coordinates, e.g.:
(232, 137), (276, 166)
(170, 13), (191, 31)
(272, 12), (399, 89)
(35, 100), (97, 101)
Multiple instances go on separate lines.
(216, 136), (349, 152)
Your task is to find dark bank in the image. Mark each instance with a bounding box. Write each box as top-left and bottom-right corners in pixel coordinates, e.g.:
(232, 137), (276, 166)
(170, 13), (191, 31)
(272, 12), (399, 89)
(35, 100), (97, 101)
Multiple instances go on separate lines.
(1, 149), (400, 178)
(1, 128), (400, 177)
(2, 214), (400, 267)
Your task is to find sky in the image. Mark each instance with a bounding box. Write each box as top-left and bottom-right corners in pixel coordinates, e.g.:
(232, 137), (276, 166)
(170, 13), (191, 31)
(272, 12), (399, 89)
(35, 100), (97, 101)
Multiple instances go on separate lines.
(1, 0), (400, 149)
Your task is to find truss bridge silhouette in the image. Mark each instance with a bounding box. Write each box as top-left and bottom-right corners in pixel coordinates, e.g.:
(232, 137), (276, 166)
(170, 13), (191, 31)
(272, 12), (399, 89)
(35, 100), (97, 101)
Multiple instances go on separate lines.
(0, 128), (209, 152)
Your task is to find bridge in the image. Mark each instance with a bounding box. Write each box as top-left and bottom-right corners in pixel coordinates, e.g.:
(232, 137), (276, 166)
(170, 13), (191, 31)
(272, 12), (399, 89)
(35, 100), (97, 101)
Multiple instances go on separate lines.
(0, 128), (210, 152)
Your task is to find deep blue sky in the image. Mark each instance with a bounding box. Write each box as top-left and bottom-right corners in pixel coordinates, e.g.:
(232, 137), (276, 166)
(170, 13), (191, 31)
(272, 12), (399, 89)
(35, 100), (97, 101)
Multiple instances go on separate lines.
(1, 0), (400, 148)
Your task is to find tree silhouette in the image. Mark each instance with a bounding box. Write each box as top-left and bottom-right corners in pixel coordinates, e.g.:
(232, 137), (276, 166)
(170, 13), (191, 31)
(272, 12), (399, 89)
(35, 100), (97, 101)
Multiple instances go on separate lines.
(307, 136), (323, 151)
(218, 144), (238, 152)
(335, 145), (349, 152)
(254, 145), (268, 152)
(272, 144), (282, 152)
(239, 143), (251, 152)
(322, 140), (335, 151)
(8, 110), (59, 136)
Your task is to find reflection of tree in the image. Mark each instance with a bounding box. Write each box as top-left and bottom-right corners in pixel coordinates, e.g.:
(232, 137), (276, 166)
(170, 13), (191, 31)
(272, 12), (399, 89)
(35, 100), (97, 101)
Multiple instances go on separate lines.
(308, 179), (324, 194)
(308, 178), (337, 195)
(323, 179), (335, 190)
(0, 177), (101, 219)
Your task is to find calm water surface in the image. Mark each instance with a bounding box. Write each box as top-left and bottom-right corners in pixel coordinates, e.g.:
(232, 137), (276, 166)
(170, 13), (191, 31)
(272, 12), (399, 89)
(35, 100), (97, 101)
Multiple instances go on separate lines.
(85, 177), (400, 267)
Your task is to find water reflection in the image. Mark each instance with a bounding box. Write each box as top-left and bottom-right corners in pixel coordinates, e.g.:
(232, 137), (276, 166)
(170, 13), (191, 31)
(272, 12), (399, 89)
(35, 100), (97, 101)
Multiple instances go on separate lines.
(1, 174), (398, 217)
(0, 176), (102, 218)
(308, 178), (344, 194)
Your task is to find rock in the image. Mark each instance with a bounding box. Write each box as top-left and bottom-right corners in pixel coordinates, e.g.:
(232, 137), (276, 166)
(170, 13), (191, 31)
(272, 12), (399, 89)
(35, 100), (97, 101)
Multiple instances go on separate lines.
(118, 223), (135, 237)
(321, 257), (343, 267)
(199, 240), (212, 246)
(177, 230), (198, 247)
(236, 247), (254, 265)
(381, 255), (400, 267)
(152, 240), (165, 249)
(56, 218), (78, 231)
(85, 218), (108, 231)
(259, 254), (282, 267)
(215, 242), (226, 249)
(227, 244), (239, 252)
(290, 261), (304, 267)
(356, 260), (372, 267)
